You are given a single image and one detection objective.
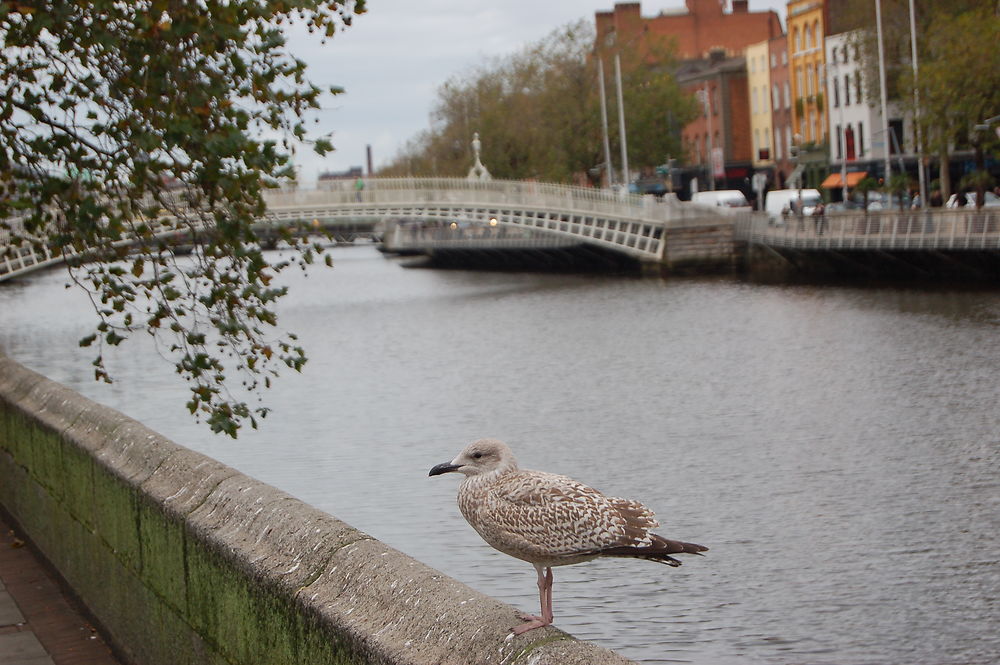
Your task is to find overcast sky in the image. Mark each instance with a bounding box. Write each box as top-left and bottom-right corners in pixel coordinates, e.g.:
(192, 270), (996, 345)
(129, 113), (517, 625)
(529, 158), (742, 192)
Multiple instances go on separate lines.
(286, 0), (788, 184)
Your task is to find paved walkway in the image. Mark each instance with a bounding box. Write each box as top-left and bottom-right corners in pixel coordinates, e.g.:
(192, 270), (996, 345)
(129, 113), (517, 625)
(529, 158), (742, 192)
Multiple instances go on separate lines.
(0, 512), (122, 665)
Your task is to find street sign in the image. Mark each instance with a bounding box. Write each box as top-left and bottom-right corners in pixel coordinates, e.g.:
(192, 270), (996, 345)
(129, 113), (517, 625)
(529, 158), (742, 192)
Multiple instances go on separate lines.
(711, 148), (725, 178)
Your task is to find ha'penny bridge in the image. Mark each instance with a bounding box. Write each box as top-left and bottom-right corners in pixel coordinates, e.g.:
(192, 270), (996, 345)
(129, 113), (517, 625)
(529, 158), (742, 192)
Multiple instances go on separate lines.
(2, 177), (1000, 282)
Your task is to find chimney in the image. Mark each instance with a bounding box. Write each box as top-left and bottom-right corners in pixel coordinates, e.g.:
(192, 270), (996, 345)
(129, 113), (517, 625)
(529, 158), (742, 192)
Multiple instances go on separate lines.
(366, 144), (373, 176)
(732, 0), (748, 12)
(709, 47), (727, 63)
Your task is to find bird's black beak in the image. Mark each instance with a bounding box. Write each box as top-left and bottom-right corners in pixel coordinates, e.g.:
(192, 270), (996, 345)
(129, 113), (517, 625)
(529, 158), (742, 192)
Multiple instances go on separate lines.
(429, 462), (463, 477)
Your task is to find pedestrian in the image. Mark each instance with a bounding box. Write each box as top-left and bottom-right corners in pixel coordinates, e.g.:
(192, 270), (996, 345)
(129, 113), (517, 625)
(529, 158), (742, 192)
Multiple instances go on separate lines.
(354, 176), (365, 202)
(812, 202), (826, 235)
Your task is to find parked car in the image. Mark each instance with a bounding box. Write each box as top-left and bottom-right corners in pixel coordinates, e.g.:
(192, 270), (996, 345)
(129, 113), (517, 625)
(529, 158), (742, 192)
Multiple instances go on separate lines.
(946, 191), (1000, 208)
(764, 188), (822, 223)
(862, 192), (912, 211)
(691, 189), (751, 209)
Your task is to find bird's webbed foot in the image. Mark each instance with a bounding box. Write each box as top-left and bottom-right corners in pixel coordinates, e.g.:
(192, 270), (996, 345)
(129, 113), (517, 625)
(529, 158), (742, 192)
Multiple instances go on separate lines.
(511, 614), (551, 635)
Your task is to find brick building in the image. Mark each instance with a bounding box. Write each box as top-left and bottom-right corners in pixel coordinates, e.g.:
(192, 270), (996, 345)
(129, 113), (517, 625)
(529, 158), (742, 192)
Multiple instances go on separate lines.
(595, 0), (783, 60)
(677, 51), (752, 194)
(594, 1), (784, 197)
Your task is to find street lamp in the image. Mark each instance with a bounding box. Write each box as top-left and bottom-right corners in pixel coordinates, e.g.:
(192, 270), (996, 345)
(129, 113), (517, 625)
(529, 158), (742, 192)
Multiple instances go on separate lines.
(875, 0), (892, 183)
(596, 59), (614, 188)
(973, 114), (1000, 134)
(907, 0), (927, 209)
(614, 54), (630, 189)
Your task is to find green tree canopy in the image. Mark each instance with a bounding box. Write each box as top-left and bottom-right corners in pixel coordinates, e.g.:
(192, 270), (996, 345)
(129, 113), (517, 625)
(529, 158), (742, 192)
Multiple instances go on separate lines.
(379, 20), (696, 184)
(846, 1), (1000, 197)
(0, 0), (364, 436)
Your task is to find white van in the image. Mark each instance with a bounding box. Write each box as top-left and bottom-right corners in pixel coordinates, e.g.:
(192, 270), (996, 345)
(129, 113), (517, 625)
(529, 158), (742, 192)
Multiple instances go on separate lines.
(765, 188), (822, 223)
(691, 189), (751, 209)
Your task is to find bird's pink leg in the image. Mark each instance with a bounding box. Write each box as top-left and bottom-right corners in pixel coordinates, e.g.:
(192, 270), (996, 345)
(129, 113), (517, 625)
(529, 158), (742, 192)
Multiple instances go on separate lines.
(513, 565), (554, 635)
(542, 566), (553, 624)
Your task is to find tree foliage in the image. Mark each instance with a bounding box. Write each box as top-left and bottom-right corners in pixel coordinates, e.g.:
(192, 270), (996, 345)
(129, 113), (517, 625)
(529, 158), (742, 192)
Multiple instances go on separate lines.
(0, 0), (364, 436)
(379, 21), (696, 184)
(845, 1), (1000, 196)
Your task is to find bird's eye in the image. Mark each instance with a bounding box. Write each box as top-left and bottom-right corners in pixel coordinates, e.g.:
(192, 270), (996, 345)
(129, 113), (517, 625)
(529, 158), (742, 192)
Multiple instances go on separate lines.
(472, 452), (483, 459)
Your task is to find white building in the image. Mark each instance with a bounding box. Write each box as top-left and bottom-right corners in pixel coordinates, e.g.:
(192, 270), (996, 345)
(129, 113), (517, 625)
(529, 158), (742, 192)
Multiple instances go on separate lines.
(823, 31), (909, 193)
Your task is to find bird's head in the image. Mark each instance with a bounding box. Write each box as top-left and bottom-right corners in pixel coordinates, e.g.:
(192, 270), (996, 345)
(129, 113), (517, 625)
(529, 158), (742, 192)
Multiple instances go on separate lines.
(428, 438), (518, 478)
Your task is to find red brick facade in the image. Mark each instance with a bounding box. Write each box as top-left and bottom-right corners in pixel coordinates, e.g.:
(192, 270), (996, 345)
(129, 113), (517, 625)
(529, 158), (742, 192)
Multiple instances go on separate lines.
(678, 53), (752, 188)
(595, 0), (783, 60)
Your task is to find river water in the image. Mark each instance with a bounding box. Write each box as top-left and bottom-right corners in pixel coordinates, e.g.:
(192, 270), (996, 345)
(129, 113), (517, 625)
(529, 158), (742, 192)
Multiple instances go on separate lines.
(1, 246), (998, 664)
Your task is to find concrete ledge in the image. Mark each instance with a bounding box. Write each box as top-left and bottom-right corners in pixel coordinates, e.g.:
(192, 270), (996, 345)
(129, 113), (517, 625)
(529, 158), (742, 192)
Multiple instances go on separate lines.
(0, 353), (635, 664)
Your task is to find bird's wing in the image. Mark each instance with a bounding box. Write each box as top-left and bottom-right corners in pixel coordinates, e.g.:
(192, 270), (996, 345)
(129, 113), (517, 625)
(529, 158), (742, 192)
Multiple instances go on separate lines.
(479, 470), (660, 557)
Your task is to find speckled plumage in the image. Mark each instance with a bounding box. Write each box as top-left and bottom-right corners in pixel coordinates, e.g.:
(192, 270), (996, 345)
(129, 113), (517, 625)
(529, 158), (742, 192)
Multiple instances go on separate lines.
(457, 467), (661, 568)
(429, 438), (707, 634)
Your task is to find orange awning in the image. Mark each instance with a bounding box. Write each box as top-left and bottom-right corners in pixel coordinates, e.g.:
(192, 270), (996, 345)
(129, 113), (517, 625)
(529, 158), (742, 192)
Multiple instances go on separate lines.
(821, 171), (868, 188)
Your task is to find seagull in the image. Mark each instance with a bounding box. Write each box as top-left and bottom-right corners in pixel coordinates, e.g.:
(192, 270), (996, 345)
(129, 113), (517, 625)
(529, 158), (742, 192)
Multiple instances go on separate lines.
(428, 438), (707, 635)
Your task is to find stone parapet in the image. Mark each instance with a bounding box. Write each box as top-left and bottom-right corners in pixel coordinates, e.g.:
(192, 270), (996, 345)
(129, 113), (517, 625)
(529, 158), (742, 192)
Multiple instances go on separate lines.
(0, 352), (634, 665)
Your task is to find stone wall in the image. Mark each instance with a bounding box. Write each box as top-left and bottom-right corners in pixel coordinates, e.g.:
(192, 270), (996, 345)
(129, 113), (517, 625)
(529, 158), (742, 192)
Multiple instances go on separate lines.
(0, 352), (634, 665)
(661, 218), (745, 274)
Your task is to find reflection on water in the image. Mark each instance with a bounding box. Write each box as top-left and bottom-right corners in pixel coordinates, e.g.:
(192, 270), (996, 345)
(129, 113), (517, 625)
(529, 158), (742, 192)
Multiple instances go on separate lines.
(2, 247), (999, 664)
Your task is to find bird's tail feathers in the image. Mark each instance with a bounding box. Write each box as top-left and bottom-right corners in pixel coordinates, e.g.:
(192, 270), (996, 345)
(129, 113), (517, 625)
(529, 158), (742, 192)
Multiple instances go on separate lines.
(598, 534), (708, 567)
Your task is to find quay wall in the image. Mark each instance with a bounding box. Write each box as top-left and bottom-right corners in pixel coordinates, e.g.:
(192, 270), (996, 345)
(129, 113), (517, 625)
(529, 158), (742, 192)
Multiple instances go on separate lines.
(659, 219), (744, 274)
(0, 352), (633, 665)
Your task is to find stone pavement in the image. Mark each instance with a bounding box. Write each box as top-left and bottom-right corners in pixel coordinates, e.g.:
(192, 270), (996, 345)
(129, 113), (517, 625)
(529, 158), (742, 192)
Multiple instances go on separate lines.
(0, 512), (122, 665)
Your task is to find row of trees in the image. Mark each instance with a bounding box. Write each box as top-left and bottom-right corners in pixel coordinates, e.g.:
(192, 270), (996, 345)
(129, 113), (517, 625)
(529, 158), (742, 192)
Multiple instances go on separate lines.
(378, 21), (698, 185)
(1, 1), (364, 436)
(846, 0), (1000, 201)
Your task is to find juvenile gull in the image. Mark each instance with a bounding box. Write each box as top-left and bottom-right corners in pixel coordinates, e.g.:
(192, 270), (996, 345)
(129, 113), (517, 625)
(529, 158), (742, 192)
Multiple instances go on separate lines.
(429, 438), (707, 635)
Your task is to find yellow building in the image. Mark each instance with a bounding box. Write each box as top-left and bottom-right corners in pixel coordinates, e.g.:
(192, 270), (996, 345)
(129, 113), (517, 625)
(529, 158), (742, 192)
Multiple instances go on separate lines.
(786, 0), (827, 146)
(746, 40), (773, 169)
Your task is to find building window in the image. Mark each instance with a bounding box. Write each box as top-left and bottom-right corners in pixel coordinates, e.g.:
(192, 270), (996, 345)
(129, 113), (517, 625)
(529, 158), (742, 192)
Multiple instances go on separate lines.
(854, 73), (862, 102)
(784, 82), (791, 108)
(772, 83), (780, 110)
(836, 124), (843, 159)
(889, 119), (904, 154)
(833, 78), (840, 107)
(782, 51), (787, 65)
(844, 73), (851, 106)
(771, 53), (776, 68)
(752, 88), (758, 114)
(754, 129), (760, 157)
(793, 28), (800, 53)
(764, 128), (771, 157)
(858, 122), (865, 156)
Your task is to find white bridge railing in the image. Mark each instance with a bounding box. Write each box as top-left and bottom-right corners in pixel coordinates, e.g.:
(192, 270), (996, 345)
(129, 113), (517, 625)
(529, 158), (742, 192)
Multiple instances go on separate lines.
(742, 209), (1000, 250)
(262, 178), (718, 261)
